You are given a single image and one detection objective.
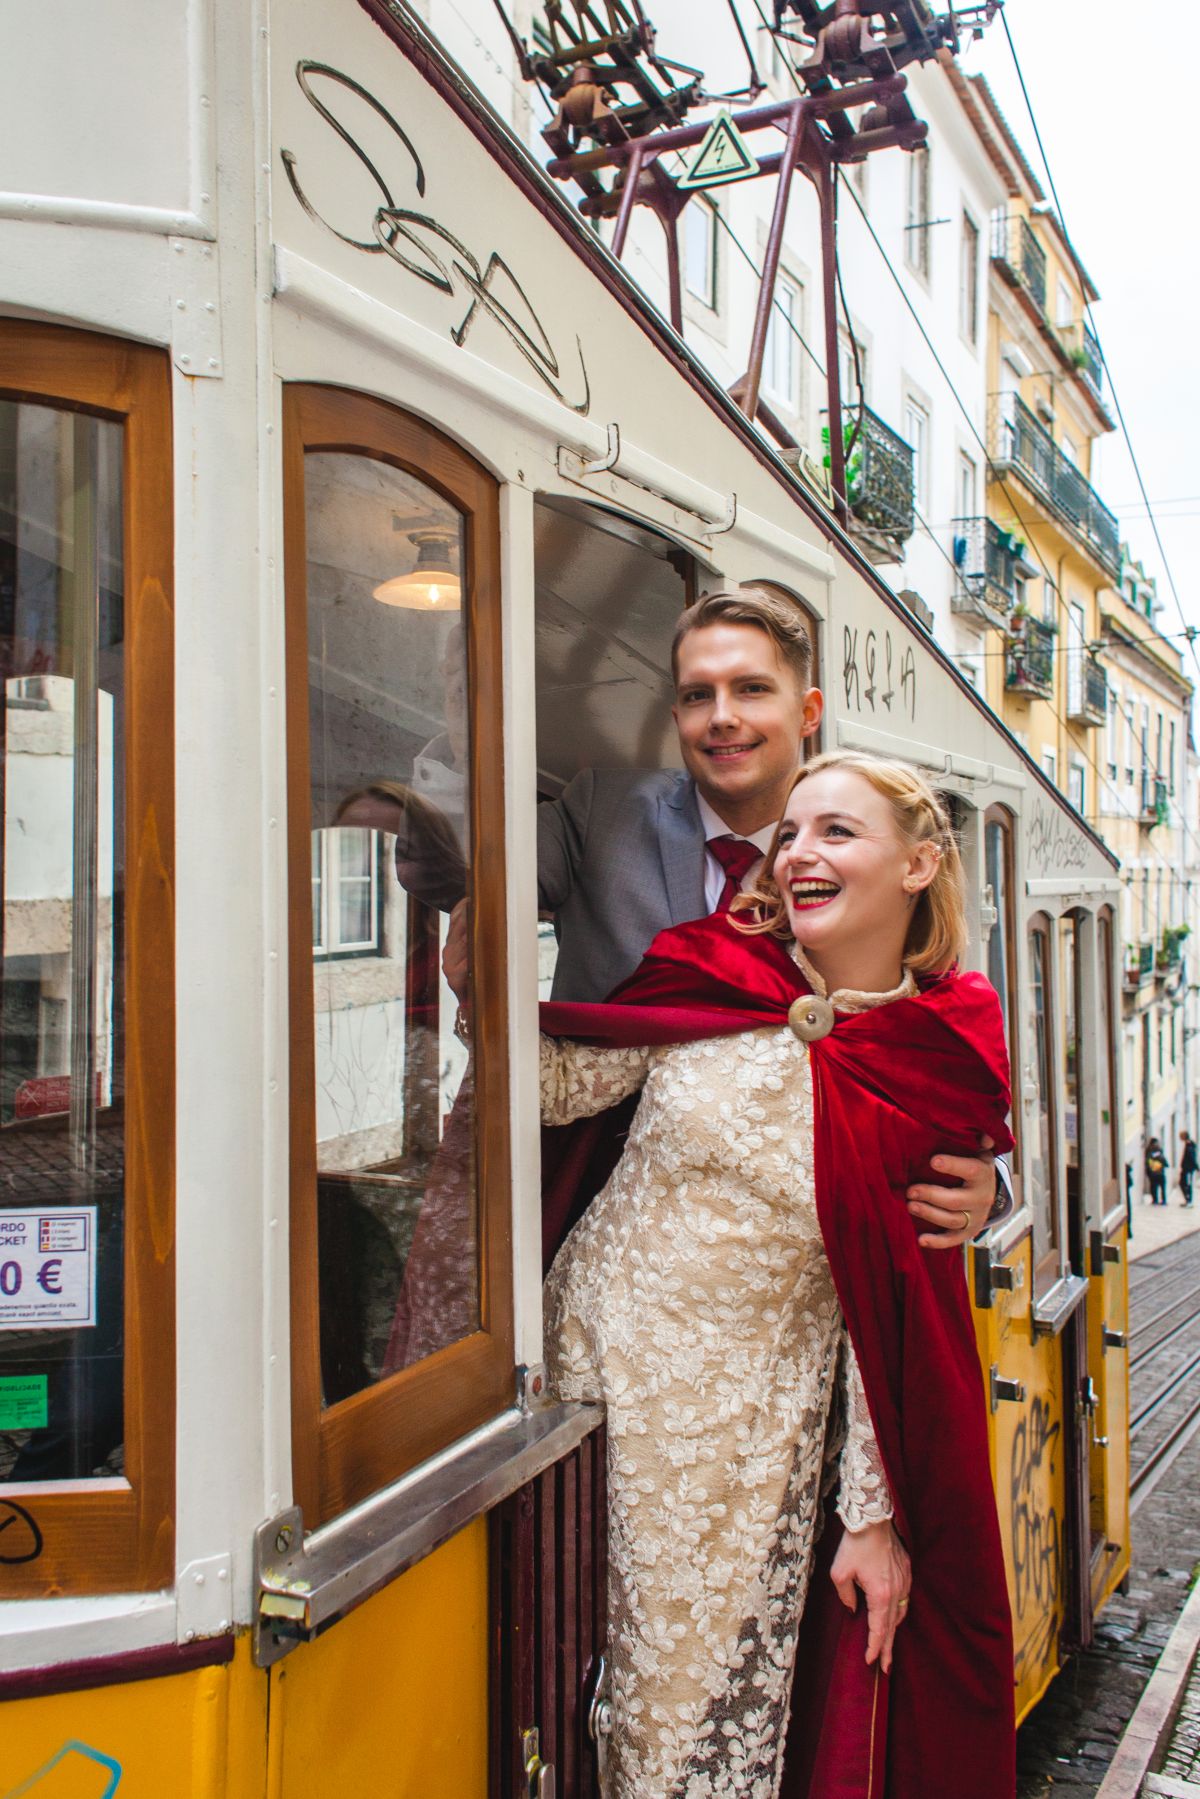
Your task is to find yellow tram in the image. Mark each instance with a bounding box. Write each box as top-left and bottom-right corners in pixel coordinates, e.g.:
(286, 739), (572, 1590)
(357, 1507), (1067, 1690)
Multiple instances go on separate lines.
(0, 0), (1128, 1790)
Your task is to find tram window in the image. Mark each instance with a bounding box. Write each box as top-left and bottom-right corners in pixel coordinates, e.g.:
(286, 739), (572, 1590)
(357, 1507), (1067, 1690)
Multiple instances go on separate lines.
(983, 806), (1020, 1170)
(284, 387), (511, 1525)
(0, 324), (174, 1594)
(1028, 915), (1060, 1283)
(1060, 917), (1080, 1180)
(1098, 911), (1119, 1204)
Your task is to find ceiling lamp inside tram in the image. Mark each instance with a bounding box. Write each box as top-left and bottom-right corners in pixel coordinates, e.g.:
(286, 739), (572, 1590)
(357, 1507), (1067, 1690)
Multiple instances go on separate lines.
(372, 530), (461, 610)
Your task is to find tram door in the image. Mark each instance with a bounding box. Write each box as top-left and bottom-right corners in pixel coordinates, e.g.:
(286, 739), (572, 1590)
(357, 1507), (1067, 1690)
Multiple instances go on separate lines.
(1059, 912), (1094, 1650)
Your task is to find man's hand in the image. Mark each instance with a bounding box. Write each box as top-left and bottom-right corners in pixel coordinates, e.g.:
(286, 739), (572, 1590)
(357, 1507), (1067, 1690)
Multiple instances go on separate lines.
(830, 1519), (912, 1673)
(906, 1134), (996, 1249)
(442, 898), (469, 1003)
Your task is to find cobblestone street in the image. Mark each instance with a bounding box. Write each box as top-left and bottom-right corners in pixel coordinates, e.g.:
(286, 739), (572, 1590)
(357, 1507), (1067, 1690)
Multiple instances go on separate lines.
(1017, 1222), (1200, 1796)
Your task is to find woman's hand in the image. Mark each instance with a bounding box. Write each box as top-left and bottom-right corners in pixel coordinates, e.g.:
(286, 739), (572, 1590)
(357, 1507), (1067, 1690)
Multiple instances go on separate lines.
(829, 1519), (912, 1673)
(906, 1133), (996, 1248)
(442, 898), (469, 1002)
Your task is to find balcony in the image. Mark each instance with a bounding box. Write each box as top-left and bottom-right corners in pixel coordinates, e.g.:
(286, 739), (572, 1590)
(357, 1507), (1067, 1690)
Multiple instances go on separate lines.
(1157, 926), (1189, 974)
(990, 395), (1121, 578)
(1005, 612), (1056, 700)
(992, 211), (1047, 312)
(1057, 320), (1104, 401)
(951, 517), (1020, 628)
(1139, 772), (1169, 828)
(1123, 941), (1156, 990)
(1066, 655), (1108, 727)
(843, 404), (915, 559)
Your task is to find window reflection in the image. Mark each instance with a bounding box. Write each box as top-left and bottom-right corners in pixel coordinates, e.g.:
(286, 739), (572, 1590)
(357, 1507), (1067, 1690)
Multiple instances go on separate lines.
(304, 452), (476, 1406)
(1029, 919), (1059, 1271)
(0, 401), (125, 1484)
(1098, 913), (1117, 1192)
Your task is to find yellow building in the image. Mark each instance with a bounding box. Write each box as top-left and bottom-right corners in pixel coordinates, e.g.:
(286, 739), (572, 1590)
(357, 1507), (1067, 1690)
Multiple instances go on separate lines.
(1099, 549), (1193, 1196)
(960, 78), (1119, 827)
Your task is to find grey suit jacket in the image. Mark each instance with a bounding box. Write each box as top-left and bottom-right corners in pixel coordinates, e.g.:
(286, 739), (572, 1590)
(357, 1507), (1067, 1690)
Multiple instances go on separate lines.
(538, 767), (707, 1002)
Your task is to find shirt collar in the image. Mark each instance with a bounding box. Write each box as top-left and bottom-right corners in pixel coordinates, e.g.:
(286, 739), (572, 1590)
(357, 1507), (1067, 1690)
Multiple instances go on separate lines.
(696, 791), (776, 855)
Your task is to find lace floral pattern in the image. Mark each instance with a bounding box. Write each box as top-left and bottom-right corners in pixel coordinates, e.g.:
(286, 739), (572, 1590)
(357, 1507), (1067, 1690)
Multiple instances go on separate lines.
(541, 1022), (894, 1798)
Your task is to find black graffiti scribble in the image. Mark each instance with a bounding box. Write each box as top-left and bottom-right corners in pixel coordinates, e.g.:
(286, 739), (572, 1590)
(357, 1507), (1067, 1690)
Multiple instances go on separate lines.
(0, 1498), (44, 1564)
(281, 61), (591, 414)
(843, 626), (861, 711)
(843, 625), (916, 721)
(1009, 1395), (1061, 1675)
(1027, 793), (1089, 876)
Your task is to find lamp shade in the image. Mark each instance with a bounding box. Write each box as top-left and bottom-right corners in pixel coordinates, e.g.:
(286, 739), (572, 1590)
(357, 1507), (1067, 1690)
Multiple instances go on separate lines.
(373, 530), (462, 610)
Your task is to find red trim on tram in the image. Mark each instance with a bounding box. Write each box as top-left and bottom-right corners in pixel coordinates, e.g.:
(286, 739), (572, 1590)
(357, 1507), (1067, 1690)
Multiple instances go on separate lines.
(0, 1634), (235, 1703)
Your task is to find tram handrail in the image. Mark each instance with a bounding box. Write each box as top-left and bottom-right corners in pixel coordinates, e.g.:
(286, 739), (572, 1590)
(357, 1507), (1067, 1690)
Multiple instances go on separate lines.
(252, 1398), (602, 1666)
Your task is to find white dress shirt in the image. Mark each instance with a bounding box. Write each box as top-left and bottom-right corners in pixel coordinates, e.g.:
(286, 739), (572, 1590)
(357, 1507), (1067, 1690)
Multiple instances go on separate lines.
(696, 794), (777, 913)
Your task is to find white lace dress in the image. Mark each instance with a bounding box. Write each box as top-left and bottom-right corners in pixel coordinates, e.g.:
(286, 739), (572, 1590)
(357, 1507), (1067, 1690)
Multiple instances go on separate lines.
(541, 977), (907, 1799)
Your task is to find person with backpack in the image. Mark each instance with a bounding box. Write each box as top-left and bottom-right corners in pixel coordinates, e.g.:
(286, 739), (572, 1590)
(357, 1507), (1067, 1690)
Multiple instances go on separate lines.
(1146, 1137), (1168, 1205)
(1179, 1132), (1197, 1206)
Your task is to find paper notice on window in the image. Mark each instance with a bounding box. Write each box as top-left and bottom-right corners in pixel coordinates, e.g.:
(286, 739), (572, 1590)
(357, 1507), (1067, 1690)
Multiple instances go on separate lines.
(0, 1208), (97, 1328)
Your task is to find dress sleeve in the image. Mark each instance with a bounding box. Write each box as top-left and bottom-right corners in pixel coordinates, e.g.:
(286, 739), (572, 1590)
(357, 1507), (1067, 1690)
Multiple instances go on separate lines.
(836, 1329), (895, 1532)
(539, 1035), (654, 1125)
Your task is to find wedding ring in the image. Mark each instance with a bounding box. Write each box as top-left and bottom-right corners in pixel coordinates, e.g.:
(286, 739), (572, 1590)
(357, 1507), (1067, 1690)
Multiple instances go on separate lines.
(957, 1208), (971, 1233)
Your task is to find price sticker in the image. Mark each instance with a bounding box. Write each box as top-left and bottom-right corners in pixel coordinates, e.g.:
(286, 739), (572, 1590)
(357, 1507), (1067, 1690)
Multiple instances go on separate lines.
(0, 1208), (97, 1329)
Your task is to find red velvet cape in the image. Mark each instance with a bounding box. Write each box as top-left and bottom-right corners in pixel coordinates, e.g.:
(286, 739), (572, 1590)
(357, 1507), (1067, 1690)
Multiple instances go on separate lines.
(542, 913), (1016, 1799)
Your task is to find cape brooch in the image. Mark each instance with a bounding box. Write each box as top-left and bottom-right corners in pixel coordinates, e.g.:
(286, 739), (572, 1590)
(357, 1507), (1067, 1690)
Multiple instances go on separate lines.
(787, 994), (835, 1042)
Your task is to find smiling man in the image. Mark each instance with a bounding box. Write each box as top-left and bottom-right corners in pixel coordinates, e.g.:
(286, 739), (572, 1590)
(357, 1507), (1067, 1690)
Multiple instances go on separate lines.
(532, 585), (1009, 1245)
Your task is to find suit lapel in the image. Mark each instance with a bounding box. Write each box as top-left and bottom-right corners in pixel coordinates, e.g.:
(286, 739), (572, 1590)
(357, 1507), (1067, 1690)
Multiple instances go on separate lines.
(658, 776), (707, 924)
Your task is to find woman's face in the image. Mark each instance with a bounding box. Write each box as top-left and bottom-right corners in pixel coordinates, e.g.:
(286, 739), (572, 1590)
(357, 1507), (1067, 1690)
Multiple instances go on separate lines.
(772, 768), (937, 962)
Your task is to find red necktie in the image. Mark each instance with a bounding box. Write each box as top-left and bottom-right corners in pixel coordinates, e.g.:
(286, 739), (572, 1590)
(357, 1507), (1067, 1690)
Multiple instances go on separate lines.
(708, 835), (761, 913)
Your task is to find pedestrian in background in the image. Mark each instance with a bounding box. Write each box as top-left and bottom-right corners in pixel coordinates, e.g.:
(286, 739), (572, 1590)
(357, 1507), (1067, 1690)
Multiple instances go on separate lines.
(1146, 1137), (1168, 1206)
(1179, 1132), (1197, 1207)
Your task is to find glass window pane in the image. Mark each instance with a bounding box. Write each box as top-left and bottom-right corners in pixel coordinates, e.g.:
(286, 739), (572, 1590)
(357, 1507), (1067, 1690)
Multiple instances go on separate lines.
(1098, 915), (1116, 1189)
(1060, 917), (1079, 1176)
(305, 451), (474, 1405)
(0, 400), (125, 1485)
(1029, 925), (1058, 1263)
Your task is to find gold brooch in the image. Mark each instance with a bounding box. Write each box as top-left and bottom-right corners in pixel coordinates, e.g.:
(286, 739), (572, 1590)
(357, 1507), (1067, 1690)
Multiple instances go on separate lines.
(787, 995), (835, 1042)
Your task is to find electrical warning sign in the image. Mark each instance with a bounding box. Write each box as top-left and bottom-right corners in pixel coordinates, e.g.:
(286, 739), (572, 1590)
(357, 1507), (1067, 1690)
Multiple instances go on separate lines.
(677, 110), (758, 190)
(0, 1208), (97, 1329)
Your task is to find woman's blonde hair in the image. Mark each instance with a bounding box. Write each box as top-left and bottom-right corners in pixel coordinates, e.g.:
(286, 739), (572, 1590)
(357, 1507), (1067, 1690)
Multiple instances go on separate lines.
(732, 749), (968, 976)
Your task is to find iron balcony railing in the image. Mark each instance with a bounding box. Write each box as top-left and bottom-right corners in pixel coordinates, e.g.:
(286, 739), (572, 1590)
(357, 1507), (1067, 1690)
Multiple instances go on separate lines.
(992, 211), (1047, 313)
(1058, 320), (1104, 400)
(990, 394), (1120, 578)
(1139, 772), (1170, 828)
(951, 517), (1019, 625)
(1123, 941), (1156, 988)
(845, 404), (915, 546)
(1066, 655), (1108, 727)
(1005, 612), (1056, 699)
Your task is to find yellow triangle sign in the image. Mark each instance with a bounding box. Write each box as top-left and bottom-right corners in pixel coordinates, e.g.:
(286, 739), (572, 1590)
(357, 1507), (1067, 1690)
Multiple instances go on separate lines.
(677, 110), (758, 191)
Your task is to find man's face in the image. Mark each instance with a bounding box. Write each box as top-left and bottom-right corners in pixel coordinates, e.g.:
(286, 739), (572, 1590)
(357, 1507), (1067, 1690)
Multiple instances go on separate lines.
(672, 622), (822, 814)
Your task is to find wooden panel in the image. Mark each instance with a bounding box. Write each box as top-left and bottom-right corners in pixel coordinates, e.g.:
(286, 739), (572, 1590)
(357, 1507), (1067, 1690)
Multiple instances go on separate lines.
(0, 321), (175, 1598)
(282, 384), (513, 1527)
(490, 1424), (607, 1798)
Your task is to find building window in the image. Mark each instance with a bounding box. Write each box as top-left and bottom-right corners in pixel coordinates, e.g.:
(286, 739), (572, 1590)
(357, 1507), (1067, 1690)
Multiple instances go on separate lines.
(1042, 748), (1058, 786)
(312, 828), (382, 958)
(960, 212), (979, 343)
(905, 146), (931, 279)
(763, 270), (803, 414)
(1068, 758), (1085, 816)
(1106, 684), (1119, 782)
(903, 393), (930, 508)
(839, 328), (868, 410)
(1056, 277), (1073, 328)
(1067, 599), (1086, 717)
(1169, 719), (1177, 794)
(957, 450), (977, 521)
(1041, 576), (1058, 626)
(0, 321), (176, 1597)
(685, 198), (718, 309)
(284, 385), (513, 1528)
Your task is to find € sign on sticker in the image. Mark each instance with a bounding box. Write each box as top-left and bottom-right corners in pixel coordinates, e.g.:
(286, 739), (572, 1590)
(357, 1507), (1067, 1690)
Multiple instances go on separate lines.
(0, 1208), (97, 1329)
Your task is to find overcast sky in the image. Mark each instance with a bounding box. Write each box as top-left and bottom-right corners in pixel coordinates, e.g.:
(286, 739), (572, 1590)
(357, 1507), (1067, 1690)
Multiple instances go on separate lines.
(958, 0), (1200, 645)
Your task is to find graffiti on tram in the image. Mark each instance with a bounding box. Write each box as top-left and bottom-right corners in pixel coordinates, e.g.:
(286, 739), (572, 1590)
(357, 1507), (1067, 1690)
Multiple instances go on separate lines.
(842, 626), (917, 723)
(1026, 791), (1090, 878)
(1010, 1392), (1063, 1682)
(281, 61), (591, 413)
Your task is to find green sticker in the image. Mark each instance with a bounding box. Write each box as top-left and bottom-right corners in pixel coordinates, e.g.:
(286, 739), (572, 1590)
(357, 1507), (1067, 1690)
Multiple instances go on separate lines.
(0, 1374), (48, 1430)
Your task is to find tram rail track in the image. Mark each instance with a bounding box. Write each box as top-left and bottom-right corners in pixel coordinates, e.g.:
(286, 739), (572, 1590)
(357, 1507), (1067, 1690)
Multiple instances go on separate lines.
(1128, 1248), (1200, 1514)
